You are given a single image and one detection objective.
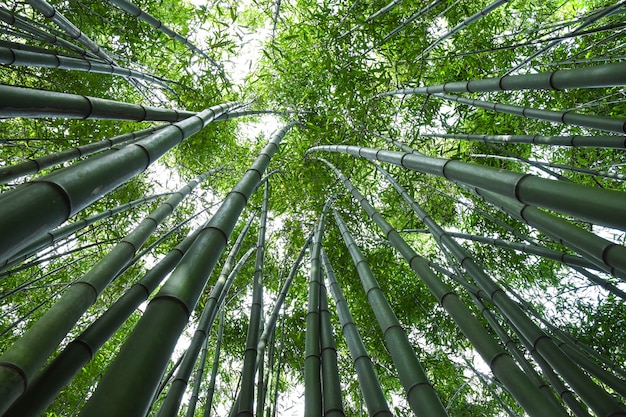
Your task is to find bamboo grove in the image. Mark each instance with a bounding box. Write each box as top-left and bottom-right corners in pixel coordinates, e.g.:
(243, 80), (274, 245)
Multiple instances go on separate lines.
(0, 0), (625, 416)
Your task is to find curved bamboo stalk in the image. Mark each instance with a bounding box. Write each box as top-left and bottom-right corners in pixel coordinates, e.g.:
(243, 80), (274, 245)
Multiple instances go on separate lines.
(319, 278), (345, 417)
(76, 123), (295, 417)
(237, 183), (270, 417)
(322, 251), (394, 417)
(420, 132), (626, 149)
(379, 62), (626, 97)
(3, 226), (203, 417)
(0, 84), (196, 120)
(304, 216), (325, 417)
(306, 144), (626, 232)
(333, 209), (450, 417)
(0, 169), (218, 413)
(0, 45), (172, 88)
(414, 0), (509, 61)
(156, 216), (256, 417)
(0, 102), (234, 263)
(0, 125), (168, 185)
(361, 164), (626, 416)
(316, 157), (568, 417)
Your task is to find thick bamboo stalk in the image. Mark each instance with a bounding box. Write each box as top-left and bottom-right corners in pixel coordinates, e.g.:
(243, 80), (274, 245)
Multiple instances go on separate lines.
(0, 102), (234, 264)
(76, 123), (295, 417)
(322, 252), (394, 417)
(0, 84), (196, 120)
(3, 226), (202, 417)
(156, 216), (256, 417)
(0, 125), (167, 185)
(319, 279), (345, 417)
(334, 210), (450, 417)
(379, 62), (626, 97)
(0, 170), (217, 413)
(238, 183), (270, 417)
(359, 164), (626, 415)
(304, 217), (325, 417)
(0, 46), (171, 88)
(315, 156), (571, 417)
(420, 132), (626, 149)
(306, 144), (626, 231)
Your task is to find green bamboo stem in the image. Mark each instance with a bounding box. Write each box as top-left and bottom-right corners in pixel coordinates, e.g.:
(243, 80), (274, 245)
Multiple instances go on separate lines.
(434, 92), (626, 134)
(470, 150), (626, 181)
(420, 132), (626, 149)
(314, 156), (570, 417)
(0, 45), (171, 88)
(480, 143), (571, 182)
(0, 169), (216, 413)
(0, 39), (81, 58)
(0, 125), (168, 185)
(76, 123), (294, 417)
(319, 278), (346, 417)
(107, 0), (219, 68)
(238, 182), (271, 417)
(304, 216), (325, 417)
(505, 2), (626, 75)
(185, 338), (210, 417)
(0, 84), (196, 120)
(414, 0), (509, 61)
(333, 209), (450, 417)
(379, 62), (626, 97)
(0, 7), (95, 58)
(202, 308), (225, 417)
(3, 225), (202, 417)
(322, 251), (394, 417)
(360, 164), (626, 415)
(156, 217), (256, 417)
(0, 102), (234, 264)
(306, 144), (626, 232)
(469, 187), (626, 279)
(256, 230), (314, 365)
(338, 0), (402, 39)
(256, 348), (267, 417)
(262, 324), (277, 417)
(377, 0), (444, 45)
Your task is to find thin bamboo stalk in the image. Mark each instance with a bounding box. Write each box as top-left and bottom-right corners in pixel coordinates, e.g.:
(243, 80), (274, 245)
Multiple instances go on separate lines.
(202, 308), (225, 417)
(238, 182), (271, 417)
(322, 252), (394, 417)
(315, 156), (571, 417)
(414, 0), (509, 61)
(333, 210), (449, 417)
(0, 102), (234, 264)
(76, 123), (295, 417)
(184, 337), (210, 417)
(307, 144), (626, 232)
(0, 125), (168, 185)
(420, 132), (626, 149)
(0, 170), (217, 413)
